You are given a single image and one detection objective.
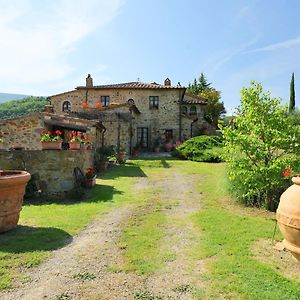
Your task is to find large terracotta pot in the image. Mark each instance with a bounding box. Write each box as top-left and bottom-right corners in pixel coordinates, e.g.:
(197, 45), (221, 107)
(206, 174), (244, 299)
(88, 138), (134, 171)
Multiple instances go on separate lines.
(0, 170), (31, 233)
(69, 142), (81, 150)
(277, 176), (300, 261)
(41, 141), (62, 150)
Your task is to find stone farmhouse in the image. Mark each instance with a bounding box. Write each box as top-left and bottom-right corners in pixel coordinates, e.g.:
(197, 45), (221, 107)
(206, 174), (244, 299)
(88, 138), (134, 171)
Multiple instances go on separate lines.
(0, 75), (212, 196)
(0, 75), (211, 153)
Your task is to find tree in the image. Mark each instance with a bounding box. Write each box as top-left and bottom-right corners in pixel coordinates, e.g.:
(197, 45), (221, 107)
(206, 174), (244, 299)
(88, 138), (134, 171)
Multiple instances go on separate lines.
(289, 72), (295, 112)
(187, 72), (211, 95)
(187, 73), (225, 127)
(0, 96), (48, 119)
(200, 88), (226, 126)
(222, 81), (300, 211)
(198, 73), (211, 92)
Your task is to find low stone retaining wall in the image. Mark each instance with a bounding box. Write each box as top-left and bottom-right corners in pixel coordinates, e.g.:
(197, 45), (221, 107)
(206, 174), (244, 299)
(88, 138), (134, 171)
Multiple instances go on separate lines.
(0, 150), (94, 197)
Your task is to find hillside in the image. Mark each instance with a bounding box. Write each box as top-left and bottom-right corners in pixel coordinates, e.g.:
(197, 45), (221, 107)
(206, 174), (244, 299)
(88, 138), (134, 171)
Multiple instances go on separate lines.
(0, 93), (30, 103)
(0, 96), (48, 119)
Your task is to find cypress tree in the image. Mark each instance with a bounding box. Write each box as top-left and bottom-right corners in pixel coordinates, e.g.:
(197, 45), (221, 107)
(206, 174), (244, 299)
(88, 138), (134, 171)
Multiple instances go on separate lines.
(289, 72), (295, 112)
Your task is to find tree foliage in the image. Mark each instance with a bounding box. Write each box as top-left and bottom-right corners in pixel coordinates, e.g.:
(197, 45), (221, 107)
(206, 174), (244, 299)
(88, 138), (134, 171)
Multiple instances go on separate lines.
(222, 81), (300, 211)
(200, 88), (226, 126)
(187, 72), (211, 95)
(289, 72), (295, 113)
(0, 96), (48, 119)
(187, 73), (226, 127)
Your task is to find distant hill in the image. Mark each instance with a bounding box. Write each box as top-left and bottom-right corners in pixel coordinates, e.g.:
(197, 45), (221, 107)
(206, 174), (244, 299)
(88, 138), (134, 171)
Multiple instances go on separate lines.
(0, 92), (30, 103)
(0, 96), (48, 119)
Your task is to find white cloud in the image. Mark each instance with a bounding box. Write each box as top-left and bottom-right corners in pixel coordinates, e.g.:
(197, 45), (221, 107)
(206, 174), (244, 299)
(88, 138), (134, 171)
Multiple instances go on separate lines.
(247, 36), (300, 53)
(0, 0), (123, 93)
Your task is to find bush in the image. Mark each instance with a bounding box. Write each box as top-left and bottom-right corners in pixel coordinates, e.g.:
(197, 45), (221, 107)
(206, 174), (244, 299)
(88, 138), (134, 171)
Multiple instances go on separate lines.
(222, 81), (300, 211)
(174, 135), (223, 162)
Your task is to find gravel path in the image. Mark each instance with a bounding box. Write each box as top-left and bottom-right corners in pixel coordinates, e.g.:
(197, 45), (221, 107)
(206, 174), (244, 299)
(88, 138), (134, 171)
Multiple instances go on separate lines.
(0, 167), (203, 300)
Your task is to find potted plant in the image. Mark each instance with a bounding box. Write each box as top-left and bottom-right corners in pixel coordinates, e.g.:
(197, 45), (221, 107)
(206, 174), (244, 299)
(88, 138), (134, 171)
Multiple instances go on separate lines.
(83, 167), (96, 188)
(117, 146), (126, 164)
(95, 145), (116, 171)
(153, 137), (161, 153)
(164, 138), (173, 152)
(82, 135), (92, 150)
(69, 131), (82, 150)
(40, 129), (63, 150)
(132, 144), (141, 156)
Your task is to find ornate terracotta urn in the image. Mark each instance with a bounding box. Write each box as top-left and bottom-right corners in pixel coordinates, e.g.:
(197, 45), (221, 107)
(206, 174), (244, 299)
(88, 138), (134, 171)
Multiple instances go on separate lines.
(0, 170), (31, 233)
(277, 176), (300, 261)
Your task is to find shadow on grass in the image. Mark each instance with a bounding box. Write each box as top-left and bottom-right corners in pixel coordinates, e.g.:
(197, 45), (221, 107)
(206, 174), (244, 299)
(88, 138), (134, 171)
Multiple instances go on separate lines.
(100, 162), (147, 180)
(160, 159), (170, 168)
(0, 225), (72, 253)
(24, 184), (123, 206)
(86, 184), (124, 202)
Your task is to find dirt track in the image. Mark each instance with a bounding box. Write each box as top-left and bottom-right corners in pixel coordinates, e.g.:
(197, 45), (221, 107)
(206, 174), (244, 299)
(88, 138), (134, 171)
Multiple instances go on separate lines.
(0, 169), (203, 300)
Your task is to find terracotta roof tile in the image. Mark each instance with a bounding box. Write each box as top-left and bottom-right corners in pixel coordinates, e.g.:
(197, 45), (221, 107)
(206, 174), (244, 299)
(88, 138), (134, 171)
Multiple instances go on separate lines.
(182, 93), (207, 105)
(76, 82), (184, 90)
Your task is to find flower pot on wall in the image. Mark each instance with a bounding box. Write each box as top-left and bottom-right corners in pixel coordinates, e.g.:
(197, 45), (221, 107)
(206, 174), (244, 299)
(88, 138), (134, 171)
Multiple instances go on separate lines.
(41, 141), (62, 150)
(69, 142), (81, 150)
(83, 144), (92, 150)
(0, 170), (31, 233)
(277, 176), (300, 262)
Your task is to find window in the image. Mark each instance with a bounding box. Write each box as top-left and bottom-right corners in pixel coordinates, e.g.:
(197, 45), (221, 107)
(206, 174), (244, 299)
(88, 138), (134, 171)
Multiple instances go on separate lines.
(149, 96), (159, 109)
(62, 101), (71, 112)
(182, 106), (187, 115)
(190, 106), (197, 115)
(101, 96), (110, 107)
(137, 127), (148, 148)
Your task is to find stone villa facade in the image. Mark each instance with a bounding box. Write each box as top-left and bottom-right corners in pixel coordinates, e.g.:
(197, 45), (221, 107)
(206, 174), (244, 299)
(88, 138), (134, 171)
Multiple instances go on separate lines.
(0, 75), (211, 153)
(47, 75), (209, 153)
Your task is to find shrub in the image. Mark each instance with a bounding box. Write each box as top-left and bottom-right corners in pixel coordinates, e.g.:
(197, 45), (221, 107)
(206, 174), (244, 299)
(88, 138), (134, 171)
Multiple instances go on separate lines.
(174, 135), (223, 162)
(221, 81), (300, 211)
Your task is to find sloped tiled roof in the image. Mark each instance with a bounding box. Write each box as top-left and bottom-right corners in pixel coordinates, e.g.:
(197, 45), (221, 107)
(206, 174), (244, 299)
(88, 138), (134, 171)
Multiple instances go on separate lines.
(182, 93), (207, 105)
(76, 82), (184, 90)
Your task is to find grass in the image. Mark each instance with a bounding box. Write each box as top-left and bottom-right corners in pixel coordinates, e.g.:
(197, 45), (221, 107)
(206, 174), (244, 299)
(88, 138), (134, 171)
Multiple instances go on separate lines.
(0, 163), (146, 290)
(183, 162), (300, 299)
(2, 158), (300, 299)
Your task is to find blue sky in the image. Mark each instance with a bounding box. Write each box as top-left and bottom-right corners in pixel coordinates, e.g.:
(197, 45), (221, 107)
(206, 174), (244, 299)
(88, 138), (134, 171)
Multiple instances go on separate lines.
(0, 0), (299, 114)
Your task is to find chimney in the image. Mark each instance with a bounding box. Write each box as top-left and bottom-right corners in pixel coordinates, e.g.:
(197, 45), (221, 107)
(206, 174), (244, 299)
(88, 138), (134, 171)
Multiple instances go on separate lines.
(164, 77), (171, 86)
(86, 74), (93, 88)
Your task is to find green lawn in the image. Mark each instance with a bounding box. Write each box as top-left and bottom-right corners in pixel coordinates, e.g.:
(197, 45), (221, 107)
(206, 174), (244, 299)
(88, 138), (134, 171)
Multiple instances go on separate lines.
(0, 163), (146, 290)
(1, 159), (300, 299)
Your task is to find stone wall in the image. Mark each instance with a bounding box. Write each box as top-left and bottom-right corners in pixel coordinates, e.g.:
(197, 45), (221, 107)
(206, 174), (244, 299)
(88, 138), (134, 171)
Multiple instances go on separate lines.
(50, 88), (184, 150)
(0, 149), (94, 196)
(0, 113), (44, 150)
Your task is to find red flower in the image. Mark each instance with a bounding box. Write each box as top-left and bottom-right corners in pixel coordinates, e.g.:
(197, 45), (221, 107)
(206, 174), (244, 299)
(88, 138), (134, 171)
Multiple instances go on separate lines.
(55, 130), (62, 135)
(282, 167), (292, 178)
(41, 129), (49, 134)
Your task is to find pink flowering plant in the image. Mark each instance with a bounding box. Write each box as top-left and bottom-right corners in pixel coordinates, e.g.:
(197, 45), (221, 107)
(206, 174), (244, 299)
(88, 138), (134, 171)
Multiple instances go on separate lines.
(40, 129), (63, 142)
